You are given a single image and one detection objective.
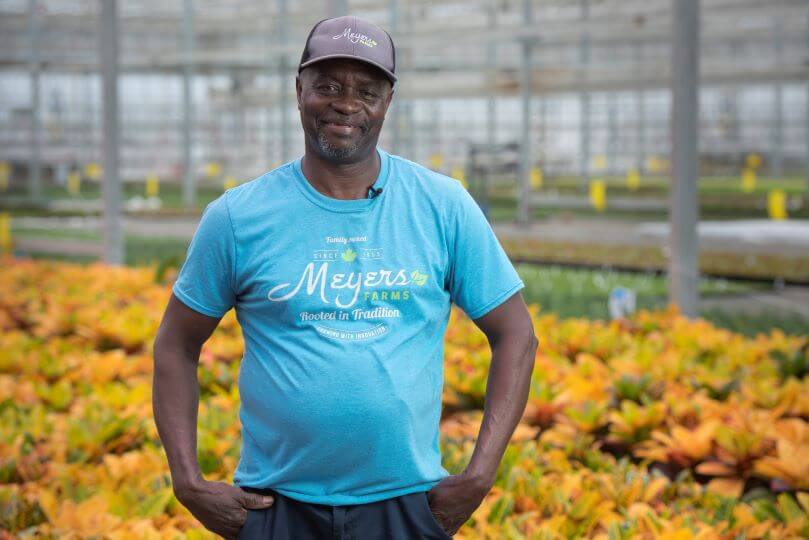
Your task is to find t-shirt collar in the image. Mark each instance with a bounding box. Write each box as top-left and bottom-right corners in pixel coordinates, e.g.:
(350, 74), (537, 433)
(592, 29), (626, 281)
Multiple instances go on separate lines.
(292, 147), (390, 213)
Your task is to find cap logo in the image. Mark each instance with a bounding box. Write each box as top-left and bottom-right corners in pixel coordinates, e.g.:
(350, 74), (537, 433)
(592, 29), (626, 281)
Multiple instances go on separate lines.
(333, 26), (378, 48)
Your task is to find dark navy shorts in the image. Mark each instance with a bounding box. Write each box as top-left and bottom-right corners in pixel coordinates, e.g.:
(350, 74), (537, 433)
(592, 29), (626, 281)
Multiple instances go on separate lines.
(236, 486), (453, 539)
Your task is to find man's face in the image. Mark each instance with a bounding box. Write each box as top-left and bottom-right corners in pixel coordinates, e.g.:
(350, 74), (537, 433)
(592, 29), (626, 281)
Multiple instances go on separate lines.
(296, 58), (394, 163)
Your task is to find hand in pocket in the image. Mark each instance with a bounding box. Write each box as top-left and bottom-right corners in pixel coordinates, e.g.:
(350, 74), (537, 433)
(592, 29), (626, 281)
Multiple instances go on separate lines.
(174, 480), (274, 540)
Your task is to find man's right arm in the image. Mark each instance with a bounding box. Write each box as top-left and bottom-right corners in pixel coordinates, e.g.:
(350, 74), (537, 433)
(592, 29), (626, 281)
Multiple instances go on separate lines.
(152, 293), (222, 499)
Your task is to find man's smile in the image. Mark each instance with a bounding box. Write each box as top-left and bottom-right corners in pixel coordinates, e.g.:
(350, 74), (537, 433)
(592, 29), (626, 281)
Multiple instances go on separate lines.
(326, 122), (357, 134)
(321, 119), (365, 136)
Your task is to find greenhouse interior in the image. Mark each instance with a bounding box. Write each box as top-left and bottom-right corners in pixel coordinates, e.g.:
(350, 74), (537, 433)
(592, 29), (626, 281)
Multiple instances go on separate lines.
(1, 0), (809, 538)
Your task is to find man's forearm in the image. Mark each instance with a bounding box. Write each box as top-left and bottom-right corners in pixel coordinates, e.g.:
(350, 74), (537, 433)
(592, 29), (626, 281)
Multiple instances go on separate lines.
(153, 341), (204, 495)
(463, 328), (538, 488)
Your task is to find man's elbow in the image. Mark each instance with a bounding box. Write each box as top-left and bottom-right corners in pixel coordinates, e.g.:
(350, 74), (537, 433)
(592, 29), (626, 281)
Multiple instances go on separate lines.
(525, 326), (538, 359)
(152, 325), (169, 363)
(512, 320), (538, 367)
(529, 328), (539, 352)
(517, 316), (538, 350)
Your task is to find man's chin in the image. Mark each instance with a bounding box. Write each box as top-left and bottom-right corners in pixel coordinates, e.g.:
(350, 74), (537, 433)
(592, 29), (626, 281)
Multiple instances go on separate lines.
(316, 132), (365, 161)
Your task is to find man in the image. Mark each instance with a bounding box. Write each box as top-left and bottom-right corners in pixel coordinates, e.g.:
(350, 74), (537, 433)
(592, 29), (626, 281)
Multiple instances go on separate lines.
(153, 14), (537, 540)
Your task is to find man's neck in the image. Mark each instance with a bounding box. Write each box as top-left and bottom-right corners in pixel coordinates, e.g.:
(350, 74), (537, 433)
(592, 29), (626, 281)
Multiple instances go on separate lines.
(300, 148), (380, 200)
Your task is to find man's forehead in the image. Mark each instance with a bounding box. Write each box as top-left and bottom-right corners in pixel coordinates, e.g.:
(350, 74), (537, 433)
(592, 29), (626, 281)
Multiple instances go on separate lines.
(304, 58), (389, 85)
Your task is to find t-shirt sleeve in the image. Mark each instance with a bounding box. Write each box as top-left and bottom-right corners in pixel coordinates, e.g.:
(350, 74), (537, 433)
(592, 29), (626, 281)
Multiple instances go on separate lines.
(171, 193), (237, 318)
(445, 186), (525, 320)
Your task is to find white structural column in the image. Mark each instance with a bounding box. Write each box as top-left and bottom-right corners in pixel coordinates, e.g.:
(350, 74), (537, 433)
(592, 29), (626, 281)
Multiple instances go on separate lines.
(668, 0), (700, 317)
(264, 2), (274, 164)
(517, 0), (533, 224)
(181, 0), (196, 208)
(402, 5), (414, 159)
(487, 5), (497, 187)
(389, 0), (401, 155)
(772, 17), (784, 179)
(635, 42), (646, 172)
(607, 93), (617, 174)
(278, 0), (290, 163)
(540, 96), (548, 169)
(28, 0), (42, 198)
(579, 0), (591, 193)
(100, 0), (123, 265)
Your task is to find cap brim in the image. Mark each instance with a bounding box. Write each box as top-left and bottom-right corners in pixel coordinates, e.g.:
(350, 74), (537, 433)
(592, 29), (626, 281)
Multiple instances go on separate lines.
(299, 54), (397, 85)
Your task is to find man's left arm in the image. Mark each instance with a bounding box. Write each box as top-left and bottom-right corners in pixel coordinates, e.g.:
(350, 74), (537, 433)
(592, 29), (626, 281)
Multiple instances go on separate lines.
(428, 291), (538, 534)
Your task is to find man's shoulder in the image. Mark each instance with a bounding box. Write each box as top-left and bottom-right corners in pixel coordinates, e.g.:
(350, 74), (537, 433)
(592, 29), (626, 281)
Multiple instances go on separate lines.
(221, 161), (296, 206)
(386, 152), (467, 199)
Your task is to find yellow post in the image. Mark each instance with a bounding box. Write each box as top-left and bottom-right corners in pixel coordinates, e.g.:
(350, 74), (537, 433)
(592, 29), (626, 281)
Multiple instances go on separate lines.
(741, 168), (756, 193)
(84, 162), (102, 181)
(745, 153), (762, 170)
(0, 212), (11, 257)
(0, 161), (10, 192)
(205, 162), (222, 179)
(145, 173), (160, 198)
(428, 154), (444, 170)
(530, 167), (543, 190)
(223, 176), (237, 191)
(451, 165), (468, 189)
(67, 170), (81, 196)
(646, 156), (662, 174)
(767, 189), (787, 220)
(589, 179), (607, 212)
(626, 168), (641, 191)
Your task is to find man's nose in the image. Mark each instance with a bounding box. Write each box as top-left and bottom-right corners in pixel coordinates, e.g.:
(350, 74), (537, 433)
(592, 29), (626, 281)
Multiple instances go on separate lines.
(330, 92), (363, 115)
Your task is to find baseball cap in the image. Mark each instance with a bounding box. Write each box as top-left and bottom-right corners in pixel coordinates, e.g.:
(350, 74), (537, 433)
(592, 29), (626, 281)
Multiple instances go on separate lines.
(298, 15), (397, 86)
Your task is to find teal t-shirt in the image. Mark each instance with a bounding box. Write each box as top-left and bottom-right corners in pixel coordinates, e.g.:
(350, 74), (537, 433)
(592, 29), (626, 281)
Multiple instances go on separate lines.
(172, 147), (525, 505)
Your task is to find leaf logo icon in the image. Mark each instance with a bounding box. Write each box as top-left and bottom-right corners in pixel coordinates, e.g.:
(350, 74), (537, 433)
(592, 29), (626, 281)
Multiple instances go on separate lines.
(341, 247), (358, 262)
(410, 270), (428, 286)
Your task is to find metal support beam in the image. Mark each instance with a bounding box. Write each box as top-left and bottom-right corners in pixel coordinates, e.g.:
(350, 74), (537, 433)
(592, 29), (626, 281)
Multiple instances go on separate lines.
(403, 5), (414, 159)
(579, 0), (591, 193)
(773, 83), (784, 178)
(431, 99), (441, 166)
(517, 0), (533, 224)
(100, 0), (123, 265)
(279, 0), (290, 162)
(389, 0), (401, 155)
(487, 5), (497, 168)
(607, 92), (617, 174)
(772, 18), (784, 179)
(265, 3), (274, 165)
(540, 98), (548, 170)
(181, 0), (196, 207)
(84, 71), (93, 167)
(669, 0), (700, 317)
(28, 0), (42, 198)
(635, 42), (646, 172)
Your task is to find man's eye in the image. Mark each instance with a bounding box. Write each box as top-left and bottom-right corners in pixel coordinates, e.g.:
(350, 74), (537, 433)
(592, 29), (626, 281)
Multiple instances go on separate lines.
(361, 91), (377, 99)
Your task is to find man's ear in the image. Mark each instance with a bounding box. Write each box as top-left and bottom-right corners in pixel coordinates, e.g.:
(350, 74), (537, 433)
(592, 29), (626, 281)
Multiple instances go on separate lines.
(384, 86), (394, 110)
(295, 75), (302, 110)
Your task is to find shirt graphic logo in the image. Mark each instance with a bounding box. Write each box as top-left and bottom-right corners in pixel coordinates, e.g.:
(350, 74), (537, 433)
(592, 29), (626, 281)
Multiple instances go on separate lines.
(314, 323), (387, 341)
(267, 261), (417, 309)
(267, 235), (427, 341)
